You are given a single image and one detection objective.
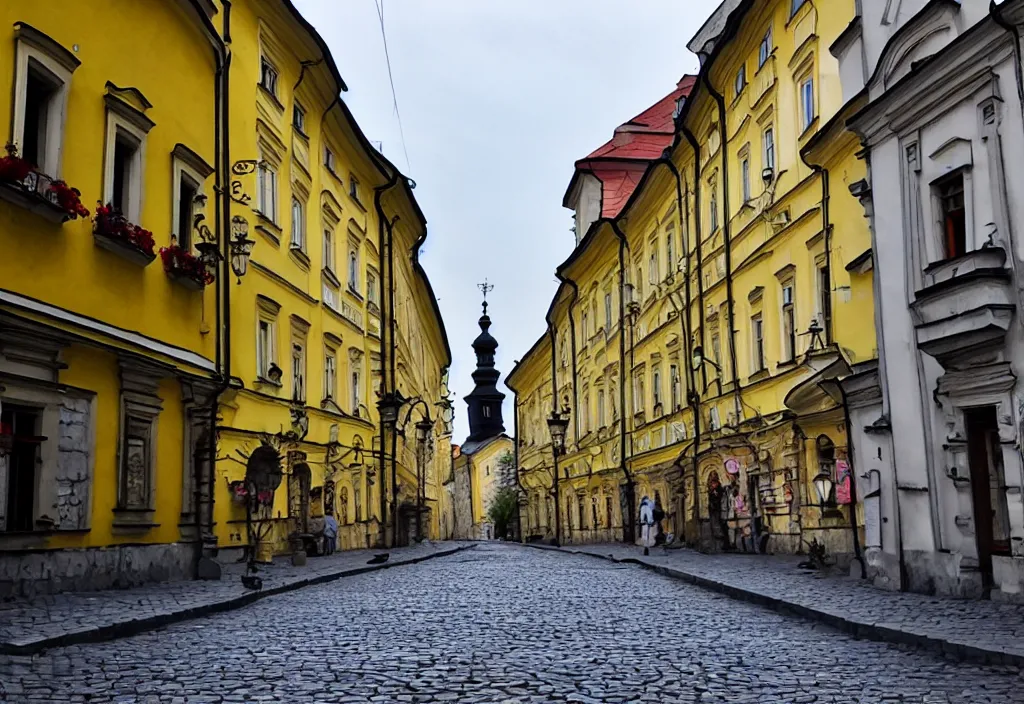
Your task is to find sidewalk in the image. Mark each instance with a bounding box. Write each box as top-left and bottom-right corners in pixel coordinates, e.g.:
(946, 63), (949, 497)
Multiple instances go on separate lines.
(531, 542), (1024, 668)
(0, 541), (473, 655)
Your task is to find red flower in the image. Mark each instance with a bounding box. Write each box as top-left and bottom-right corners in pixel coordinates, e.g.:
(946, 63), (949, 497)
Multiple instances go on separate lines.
(256, 490), (274, 505)
(0, 143), (32, 184)
(48, 180), (89, 219)
(93, 203), (155, 256)
(159, 244), (215, 287)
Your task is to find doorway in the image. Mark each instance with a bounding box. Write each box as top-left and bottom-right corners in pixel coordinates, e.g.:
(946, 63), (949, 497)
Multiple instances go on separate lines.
(288, 463), (311, 534)
(964, 406), (1011, 592)
(1, 405), (42, 533)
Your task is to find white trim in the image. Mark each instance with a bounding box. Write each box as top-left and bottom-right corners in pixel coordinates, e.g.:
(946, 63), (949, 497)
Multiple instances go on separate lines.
(171, 156), (207, 250)
(103, 111), (148, 224)
(0, 290), (216, 372)
(12, 42), (74, 177)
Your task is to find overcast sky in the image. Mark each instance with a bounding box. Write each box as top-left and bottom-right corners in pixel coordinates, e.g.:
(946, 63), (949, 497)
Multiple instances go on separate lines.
(296, 0), (721, 442)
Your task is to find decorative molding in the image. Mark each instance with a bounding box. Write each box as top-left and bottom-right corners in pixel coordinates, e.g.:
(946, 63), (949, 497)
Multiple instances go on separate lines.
(172, 143), (214, 179)
(13, 22), (80, 72)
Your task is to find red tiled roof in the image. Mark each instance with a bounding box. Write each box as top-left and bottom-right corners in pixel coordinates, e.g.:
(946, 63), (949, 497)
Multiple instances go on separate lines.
(566, 75), (696, 217)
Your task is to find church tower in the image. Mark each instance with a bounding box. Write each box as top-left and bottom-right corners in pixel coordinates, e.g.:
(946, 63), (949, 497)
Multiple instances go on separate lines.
(464, 285), (505, 442)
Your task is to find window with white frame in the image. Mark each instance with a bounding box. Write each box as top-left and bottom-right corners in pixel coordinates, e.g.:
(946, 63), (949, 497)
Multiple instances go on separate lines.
(257, 153), (278, 222)
(348, 249), (359, 292)
(170, 146), (212, 253)
(709, 406), (721, 430)
(633, 372), (645, 414)
(256, 299), (280, 381)
(103, 98), (152, 224)
(751, 313), (765, 372)
(781, 281), (796, 361)
(260, 57), (278, 97)
(324, 348), (337, 401)
(290, 197), (305, 249)
(292, 102), (305, 133)
(759, 26), (773, 68)
(324, 146), (335, 173)
(763, 127), (776, 173)
(323, 229), (335, 272)
(648, 250), (659, 285)
(12, 24), (79, 177)
(349, 175), (360, 202)
(742, 157), (751, 202)
(800, 76), (815, 131)
(367, 270), (379, 306)
(350, 368), (362, 413)
(734, 64), (746, 99)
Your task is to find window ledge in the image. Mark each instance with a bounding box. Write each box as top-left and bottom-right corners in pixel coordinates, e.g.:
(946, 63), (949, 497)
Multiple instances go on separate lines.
(289, 245), (310, 270)
(776, 359), (798, 371)
(292, 125), (309, 142)
(258, 83), (285, 112)
(749, 368), (770, 383)
(0, 177), (74, 224)
(254, 376), (283, 389)
(322, 267), (341, 288)
(799, 117), (820, 142)
(345, 285), (364, 303)
(350, 195), (367, 212)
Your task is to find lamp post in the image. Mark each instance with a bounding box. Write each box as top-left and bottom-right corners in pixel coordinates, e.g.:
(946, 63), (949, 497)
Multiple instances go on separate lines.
(546, 406), (569, 547)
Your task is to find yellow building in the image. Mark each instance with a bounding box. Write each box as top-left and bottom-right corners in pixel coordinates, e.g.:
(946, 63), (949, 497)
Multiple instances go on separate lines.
(515, 0), (876, 561)
(0, 0), (221, 595)
(0, 0), (452, 596)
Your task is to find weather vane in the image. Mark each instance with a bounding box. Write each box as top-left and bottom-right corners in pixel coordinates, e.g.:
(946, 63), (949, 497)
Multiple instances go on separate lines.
(478, 279), (494, 315)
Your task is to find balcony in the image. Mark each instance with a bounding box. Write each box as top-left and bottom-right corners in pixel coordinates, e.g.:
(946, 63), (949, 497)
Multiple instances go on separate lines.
(912, 247), (1015, 365)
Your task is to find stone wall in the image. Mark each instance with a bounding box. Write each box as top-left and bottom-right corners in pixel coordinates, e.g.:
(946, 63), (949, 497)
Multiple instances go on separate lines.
(0, 542), (195, 598)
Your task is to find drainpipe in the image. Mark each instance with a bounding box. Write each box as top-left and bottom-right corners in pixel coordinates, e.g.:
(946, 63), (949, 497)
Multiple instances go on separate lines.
(386, 214), (401, 546)
(701, 71), (742, 424)
(545, 316), (561, 547)
(609, 220), (636, 544)
(558, 273), (581, 441)
(197, 0), (230, 577)
(682, 126), (706, 548)
(372, 169), (400, 546)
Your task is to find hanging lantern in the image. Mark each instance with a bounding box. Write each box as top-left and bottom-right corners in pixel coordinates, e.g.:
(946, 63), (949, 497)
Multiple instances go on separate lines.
(229, 215), (255, 280)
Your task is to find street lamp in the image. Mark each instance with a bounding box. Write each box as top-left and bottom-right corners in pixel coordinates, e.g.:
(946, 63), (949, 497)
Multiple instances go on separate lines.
(813, 471), (835, 508)
(229, 215), (255, 281)
(546, 406), (570, 547)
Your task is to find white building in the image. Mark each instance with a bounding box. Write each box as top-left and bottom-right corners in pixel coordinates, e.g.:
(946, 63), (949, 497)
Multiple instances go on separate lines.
(837, 0), (1024, 600)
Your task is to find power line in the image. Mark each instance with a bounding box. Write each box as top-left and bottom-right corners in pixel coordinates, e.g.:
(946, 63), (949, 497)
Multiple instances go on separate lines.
(373, 0), (412, 173)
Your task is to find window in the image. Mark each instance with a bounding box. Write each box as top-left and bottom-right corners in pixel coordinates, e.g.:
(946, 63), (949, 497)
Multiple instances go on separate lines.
(324, 350), (337, 400)
(634, 266), (644, 300)
(670, 364), (681, 411)
(759, 27), (773, 68)
(0, 405), (41, 532)
(580, 311), (589, 344)
(291, 341), (305, 402)
(598, 389), (606, 427)
(782, 283), (796, 361)
(322, 282), (338, 310)
(260, 57), (278, 97)
(348, 250), (359, 292)
(13, 26), (77, 179)
(763, 127), (775, 173)
(103, 99), (152, 226)
(939, 174), (967, 259)
(350, 369), (362, 413)
(791, 0), (809, 17)
(800, 77), (815, 131)
(666, 233), (675, 275)
(367, 270), (379, 306)
(817, 265), (830, 331)
(648, 251), (659, 285)
(734, 64), (746, 99)
(290, 197), (305, 249)
(582, 393), (590, 434)
(257, 156), (278, 222)
(349, 176), (360, 202)
(652, 366), (662, 410)
(483, 405), (492, 419)
(741, 157), (751, 202)
(710, 188), (719, 232)
(175, 172), (199, 250)
(324, 147), (335, 173)
(711, 333), (721, 366)
(257, 318), (275, 379)
(604, 292), (612, 330)
(292, 102), (305, 132)
(709, 406), (721, 431)
(752, 314), (765, 372)
(323, 229), (334, 272)
(633, 373), (646, 414)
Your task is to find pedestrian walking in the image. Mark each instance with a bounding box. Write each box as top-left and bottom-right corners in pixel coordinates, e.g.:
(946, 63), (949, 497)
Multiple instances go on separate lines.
(639, 495), (655, 556)
(323, 512), (338, 555)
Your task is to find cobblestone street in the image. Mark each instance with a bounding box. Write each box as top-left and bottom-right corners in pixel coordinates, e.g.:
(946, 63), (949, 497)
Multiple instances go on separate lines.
(1, 543), (1021, 703)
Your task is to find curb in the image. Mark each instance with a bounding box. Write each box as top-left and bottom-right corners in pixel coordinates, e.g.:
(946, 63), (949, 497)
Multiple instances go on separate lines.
(528, 544), (1024, 669)
(2, 544), (474, 656)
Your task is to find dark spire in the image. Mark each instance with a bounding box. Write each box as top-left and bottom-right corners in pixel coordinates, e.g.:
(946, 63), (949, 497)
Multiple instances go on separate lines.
(465, 282), (505, 441)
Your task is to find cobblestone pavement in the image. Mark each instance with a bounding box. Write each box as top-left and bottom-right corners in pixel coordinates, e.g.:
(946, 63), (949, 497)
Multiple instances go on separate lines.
(542, 543), (1024, 666)
(2, 543), (1021, 703)
(0, 542), (467, 654)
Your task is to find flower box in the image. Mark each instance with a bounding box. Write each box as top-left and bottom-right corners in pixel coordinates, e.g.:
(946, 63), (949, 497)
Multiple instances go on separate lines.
(93, 204), (156, 266)
(0, 144), (88, 223)
(159, 244), (214, 290)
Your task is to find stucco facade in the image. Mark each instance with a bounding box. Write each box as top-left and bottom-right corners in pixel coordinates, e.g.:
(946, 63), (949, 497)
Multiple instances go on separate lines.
(838, 0), (1024, 601)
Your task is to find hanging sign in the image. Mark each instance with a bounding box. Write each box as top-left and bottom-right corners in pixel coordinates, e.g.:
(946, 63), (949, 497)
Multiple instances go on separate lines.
(724, 457), (741, 475)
